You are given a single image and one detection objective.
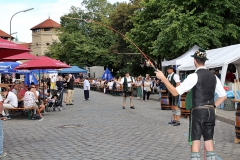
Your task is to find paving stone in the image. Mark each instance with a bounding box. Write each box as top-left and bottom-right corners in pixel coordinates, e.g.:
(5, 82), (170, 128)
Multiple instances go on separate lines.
(1, 88), (239, 160)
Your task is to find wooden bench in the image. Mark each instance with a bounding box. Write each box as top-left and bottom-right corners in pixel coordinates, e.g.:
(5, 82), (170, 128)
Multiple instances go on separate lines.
(5, 107), (34, 120)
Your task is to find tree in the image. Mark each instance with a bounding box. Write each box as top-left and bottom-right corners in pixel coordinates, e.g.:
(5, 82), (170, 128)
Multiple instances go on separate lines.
(127, 0), (240, 68)
(126, 0), (167, 69)
(153, 0), (240, 60)
(46, 5), (119, 70)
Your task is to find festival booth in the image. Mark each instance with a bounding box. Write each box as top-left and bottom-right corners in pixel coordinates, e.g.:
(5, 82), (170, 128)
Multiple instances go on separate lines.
(59, 66), (87, 87)
(178, 44), (240, 110)
(160, 45), (200, 112)
(58, 66), (87, 74)
(162, 45), (200, 67)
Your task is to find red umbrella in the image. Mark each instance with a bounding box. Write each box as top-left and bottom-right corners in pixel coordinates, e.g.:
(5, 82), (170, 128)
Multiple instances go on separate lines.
(14, 56), (71, 70)
(0, 38), (30, 59)
(2, 52), (37, 61)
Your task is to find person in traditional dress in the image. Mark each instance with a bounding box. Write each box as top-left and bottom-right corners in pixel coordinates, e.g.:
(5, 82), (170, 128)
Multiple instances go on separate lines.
(155, 48), (227, 160)
(117, 71), (135, 109)
(166, 65), (181, 126)
(135, 76), (143, 100)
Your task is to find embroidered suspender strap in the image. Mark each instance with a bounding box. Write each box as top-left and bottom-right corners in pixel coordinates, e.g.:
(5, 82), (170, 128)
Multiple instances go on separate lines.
(185, 90), (193, 110)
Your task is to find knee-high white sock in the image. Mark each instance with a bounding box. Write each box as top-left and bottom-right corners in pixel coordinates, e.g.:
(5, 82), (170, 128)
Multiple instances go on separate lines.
(206, 151), (216, 160)
(191, 152), (200, 160)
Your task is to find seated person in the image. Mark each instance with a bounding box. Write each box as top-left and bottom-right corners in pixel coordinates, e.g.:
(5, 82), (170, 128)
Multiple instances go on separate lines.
(24, 85), (45, 120)
(47, 95), (58, 108)
(18, 84), (28, 98)
(107, 80), (114, 91)
(2, 87), (18, 120)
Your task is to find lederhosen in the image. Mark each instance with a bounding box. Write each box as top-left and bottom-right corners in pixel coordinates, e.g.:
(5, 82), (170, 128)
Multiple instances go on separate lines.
(168, 73), (179, 106)
(123, 76), (133, 97)
(189, 69), (216, 142)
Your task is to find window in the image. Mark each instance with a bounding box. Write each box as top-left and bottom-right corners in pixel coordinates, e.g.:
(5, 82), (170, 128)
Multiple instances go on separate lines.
(44, 28), (51, 31)
(33, 29), (40, 33)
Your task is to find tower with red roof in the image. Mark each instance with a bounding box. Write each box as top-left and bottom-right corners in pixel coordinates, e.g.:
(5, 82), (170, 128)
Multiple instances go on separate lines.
(30, 18), (60, 56)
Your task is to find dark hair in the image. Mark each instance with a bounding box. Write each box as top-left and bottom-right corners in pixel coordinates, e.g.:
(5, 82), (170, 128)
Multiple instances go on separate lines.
(28, 87), (31, 91)
(195, 58), (205, 65)
(1, 87), (10, 92)
(30, 82), (35, 85)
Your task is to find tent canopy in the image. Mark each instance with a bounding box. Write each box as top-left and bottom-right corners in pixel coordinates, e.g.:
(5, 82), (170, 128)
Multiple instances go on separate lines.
(59, 66), (87, 73)
(178, 44), (240, 85)
(162, 45), (200, 66)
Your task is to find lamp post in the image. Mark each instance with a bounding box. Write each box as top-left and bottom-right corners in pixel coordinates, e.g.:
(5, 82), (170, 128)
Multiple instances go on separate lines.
(10, 8), (34, 41)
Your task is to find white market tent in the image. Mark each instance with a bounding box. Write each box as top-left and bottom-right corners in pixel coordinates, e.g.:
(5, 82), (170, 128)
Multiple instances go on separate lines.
(162, 45), (200, 66)
(178, 44), (240, 85)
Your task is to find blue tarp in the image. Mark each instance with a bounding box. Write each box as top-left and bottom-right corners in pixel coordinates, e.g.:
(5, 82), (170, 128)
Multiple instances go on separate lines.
(59, 66), (87, 73)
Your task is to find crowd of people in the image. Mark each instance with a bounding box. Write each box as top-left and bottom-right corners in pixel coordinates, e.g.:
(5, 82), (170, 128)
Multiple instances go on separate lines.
(0, 73), (76, 121)
(0, 47), (233, 159)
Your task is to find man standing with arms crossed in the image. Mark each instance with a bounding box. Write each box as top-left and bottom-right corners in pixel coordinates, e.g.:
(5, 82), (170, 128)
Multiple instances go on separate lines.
(155, 48), (226, 160)
(166, 65), (181, 126)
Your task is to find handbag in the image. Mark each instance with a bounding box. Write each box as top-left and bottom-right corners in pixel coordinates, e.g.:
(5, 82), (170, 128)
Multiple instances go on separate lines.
(148, 87), (151, 92)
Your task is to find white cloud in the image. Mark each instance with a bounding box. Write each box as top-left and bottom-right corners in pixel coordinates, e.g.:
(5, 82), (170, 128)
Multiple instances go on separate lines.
(0, 0), (127, 43)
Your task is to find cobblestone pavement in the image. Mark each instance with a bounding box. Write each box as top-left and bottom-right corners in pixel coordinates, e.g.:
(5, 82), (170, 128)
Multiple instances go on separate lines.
(2, 89), (240, 160)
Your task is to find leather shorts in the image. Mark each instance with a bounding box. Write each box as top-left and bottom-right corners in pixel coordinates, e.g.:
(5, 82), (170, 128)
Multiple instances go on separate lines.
(168, 95), (179, 107)
(123, 91), (133, 97)
(190, 107), (215, 141)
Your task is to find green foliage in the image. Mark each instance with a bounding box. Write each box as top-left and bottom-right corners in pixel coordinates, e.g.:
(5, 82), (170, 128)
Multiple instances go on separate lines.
(127, 0), (240, 63)
(153, 0), (240, 60)
(46, 5), (119, 70)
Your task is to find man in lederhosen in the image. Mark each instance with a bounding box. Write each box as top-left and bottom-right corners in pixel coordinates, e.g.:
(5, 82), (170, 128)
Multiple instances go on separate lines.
(166, 65), (181, 126)
(155, 48), (226, 160)
(117, 71), (135, 109)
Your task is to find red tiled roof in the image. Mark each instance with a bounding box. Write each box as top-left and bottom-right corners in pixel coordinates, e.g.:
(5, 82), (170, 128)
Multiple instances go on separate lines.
(0, 29), (11, 38)
(18, 43), (32, 49)
(30, 18), (60, 30)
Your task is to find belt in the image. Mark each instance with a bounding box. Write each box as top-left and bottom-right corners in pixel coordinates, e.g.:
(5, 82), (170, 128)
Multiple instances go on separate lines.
(192, 105), (215, 109)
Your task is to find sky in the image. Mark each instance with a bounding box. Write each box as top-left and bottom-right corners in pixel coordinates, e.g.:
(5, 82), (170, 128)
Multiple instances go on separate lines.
(0, 0), (127, 43)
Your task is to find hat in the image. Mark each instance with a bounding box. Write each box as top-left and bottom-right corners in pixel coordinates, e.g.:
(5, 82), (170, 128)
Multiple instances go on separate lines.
(191, 48), (208, 60)
(166, 65), (174, 69)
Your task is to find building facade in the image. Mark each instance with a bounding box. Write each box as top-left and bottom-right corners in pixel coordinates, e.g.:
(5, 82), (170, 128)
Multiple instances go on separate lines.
(30, 18), (60, 56)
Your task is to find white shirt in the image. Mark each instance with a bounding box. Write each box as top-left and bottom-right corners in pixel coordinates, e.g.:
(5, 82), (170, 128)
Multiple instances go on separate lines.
(176, 67), (226, 97)
(0, 95), (3, 102)
(84, 79), (90, 90)
(108, 81), (114, 90)
(51, 77), (56, 83)
(120, 76), (135, 87)
(167, 72), (180, 83)
(144, 81), (151, 91)
(4, 91), (18, 107)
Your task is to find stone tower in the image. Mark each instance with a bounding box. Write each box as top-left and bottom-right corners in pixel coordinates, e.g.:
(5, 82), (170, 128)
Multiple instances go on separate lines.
(30, 18), (60, 56)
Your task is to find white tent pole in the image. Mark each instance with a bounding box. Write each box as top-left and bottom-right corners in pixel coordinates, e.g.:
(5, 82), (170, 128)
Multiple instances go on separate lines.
(221, 64), (228, 86)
